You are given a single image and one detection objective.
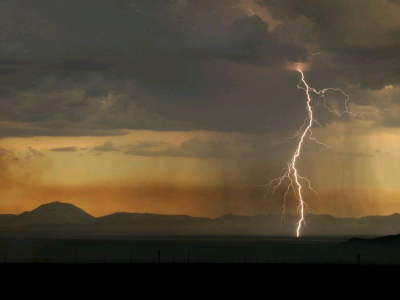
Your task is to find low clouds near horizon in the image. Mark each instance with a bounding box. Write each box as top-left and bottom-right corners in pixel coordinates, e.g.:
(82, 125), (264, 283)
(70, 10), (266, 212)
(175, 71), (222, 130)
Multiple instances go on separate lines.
(124, 136), (251, 159)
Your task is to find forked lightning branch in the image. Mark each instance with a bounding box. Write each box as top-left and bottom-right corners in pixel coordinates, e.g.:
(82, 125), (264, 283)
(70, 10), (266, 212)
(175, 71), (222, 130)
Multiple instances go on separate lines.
(130, 3), (362, 237)
(265, 67), (362, 237)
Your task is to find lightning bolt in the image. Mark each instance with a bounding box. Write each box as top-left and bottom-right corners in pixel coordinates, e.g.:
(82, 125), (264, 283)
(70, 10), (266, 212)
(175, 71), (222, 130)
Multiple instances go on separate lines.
(265, 67), (362, 237)
(128, 3), (363, 237)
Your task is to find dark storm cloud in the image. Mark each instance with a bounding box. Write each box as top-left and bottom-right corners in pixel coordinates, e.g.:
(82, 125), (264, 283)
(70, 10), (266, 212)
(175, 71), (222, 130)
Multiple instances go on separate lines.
(0, 73), (196, 136)
(124, 136), (251, 159)
(257, 0), (400, 89)
(171, 15), (307, 66)
(257, 0), (398, 47)
(0, 121), (130, 139)
(0, 0), (305, 74)
(0, 0), (397, 137)
(0, 0), (313, 137)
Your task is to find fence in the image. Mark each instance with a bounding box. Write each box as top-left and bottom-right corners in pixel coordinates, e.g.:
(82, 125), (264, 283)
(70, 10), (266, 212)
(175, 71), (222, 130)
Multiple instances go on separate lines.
(0, 252), (395, 264)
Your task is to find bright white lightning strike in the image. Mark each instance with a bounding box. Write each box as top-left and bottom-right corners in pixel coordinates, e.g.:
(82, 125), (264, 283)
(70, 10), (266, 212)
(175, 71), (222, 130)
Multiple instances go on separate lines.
(128, 4), (362, 237)
(265, 67), (362, 237)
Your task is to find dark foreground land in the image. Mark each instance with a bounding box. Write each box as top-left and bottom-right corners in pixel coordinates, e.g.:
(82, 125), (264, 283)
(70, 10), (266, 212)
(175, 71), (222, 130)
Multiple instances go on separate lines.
(1, 235), (400, 264)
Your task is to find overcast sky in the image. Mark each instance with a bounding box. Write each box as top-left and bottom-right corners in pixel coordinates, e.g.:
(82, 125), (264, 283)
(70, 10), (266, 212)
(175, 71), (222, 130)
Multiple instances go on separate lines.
(0, 0), (399, 220)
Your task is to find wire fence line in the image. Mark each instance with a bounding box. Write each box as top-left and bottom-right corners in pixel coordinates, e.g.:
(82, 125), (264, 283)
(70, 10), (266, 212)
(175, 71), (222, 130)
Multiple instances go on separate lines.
(0, 253), (397, 264)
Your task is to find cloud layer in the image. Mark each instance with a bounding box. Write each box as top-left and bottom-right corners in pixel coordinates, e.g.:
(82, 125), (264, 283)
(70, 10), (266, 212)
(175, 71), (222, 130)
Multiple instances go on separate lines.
(124, 136), (251, 159)
(0, 0), (398, 138)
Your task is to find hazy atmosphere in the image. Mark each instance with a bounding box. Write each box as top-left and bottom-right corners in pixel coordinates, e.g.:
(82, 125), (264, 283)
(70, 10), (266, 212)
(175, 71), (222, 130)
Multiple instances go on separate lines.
(1, 0), (400, 223)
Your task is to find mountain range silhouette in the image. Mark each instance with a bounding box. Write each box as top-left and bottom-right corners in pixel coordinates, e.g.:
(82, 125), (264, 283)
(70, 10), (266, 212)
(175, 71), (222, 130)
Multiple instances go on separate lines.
(1, 202), (400, 237)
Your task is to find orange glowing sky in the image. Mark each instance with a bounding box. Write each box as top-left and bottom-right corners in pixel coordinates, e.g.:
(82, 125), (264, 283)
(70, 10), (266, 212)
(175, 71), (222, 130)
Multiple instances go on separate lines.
(1, 119), (400, 218)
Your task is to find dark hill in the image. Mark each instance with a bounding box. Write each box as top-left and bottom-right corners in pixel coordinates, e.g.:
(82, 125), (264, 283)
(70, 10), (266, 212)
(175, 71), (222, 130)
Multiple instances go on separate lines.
(1, 202), (400, 237)
(93, 212), (210, 227)
(341, 234), (400, 247)
(15, 202), (94, 226)
(0, 214), (17, 228)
